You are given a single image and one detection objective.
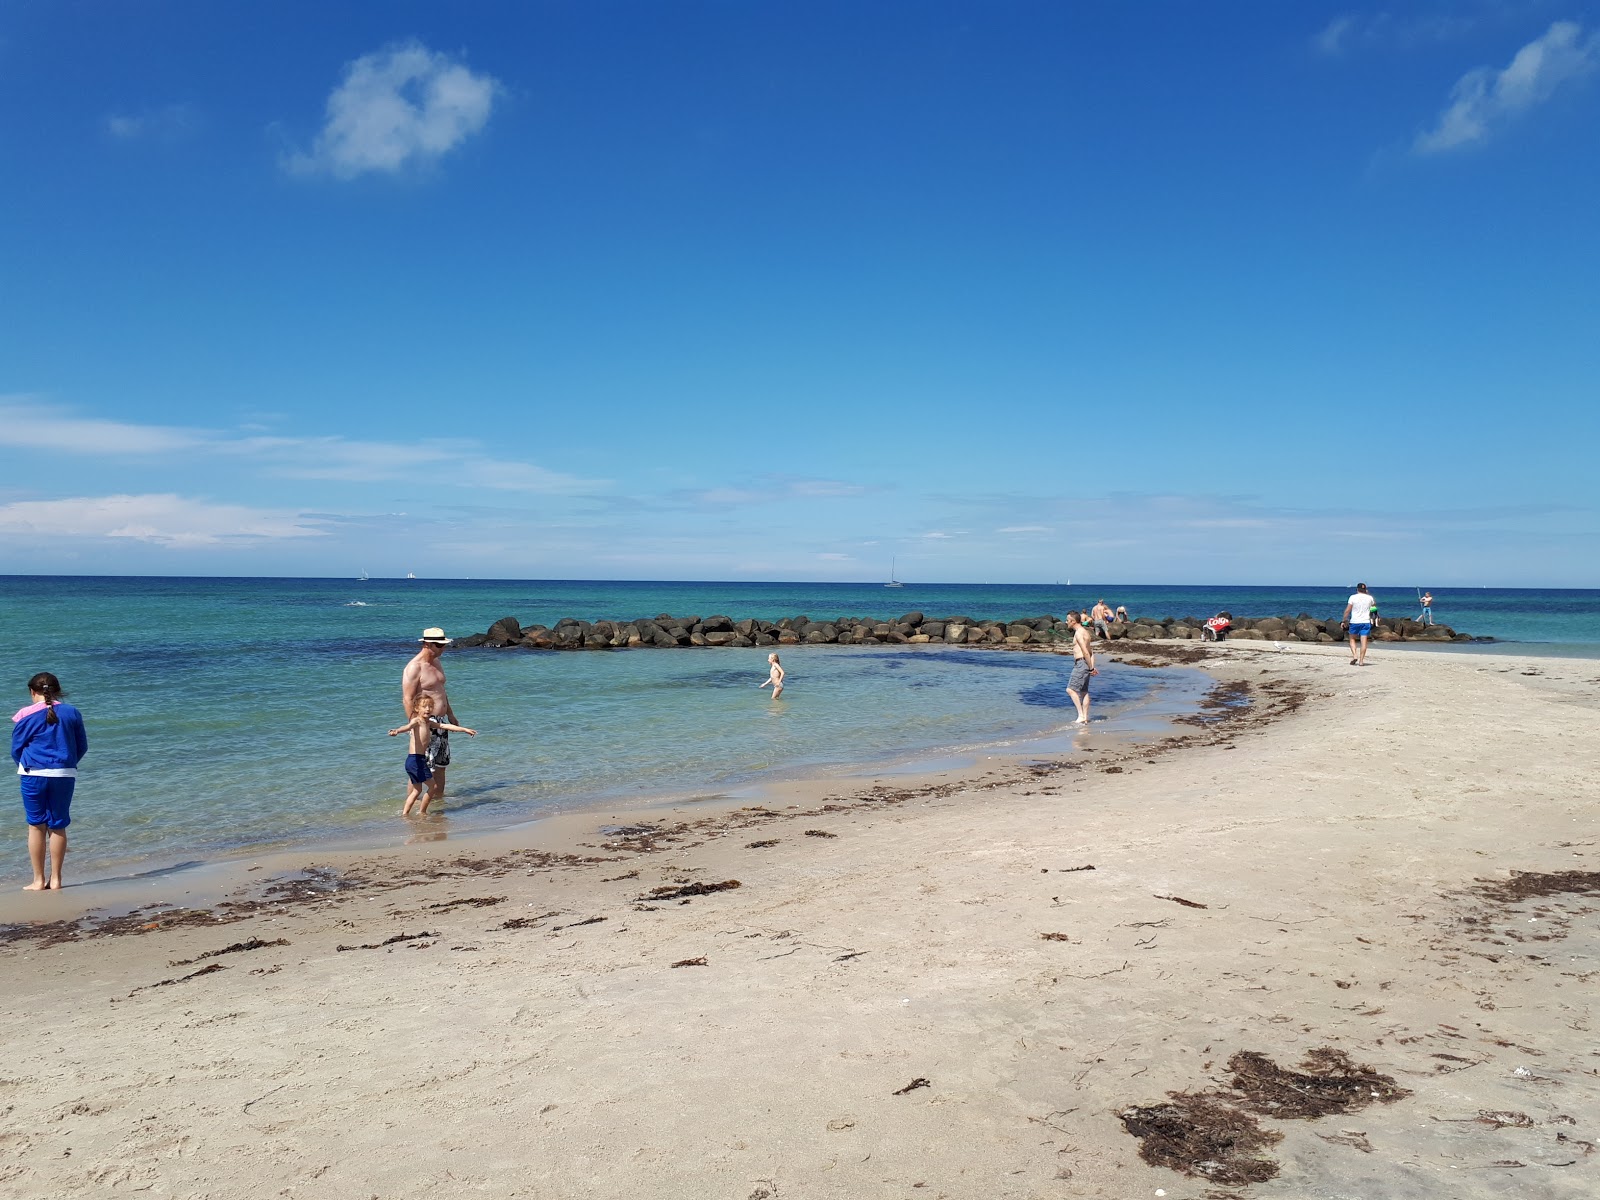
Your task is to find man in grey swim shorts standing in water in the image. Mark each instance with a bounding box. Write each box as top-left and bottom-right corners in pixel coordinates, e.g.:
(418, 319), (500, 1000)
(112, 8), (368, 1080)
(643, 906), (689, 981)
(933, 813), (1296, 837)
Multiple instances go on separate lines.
(1066, 612), (1097, 725)
(402, 627), (460, 806)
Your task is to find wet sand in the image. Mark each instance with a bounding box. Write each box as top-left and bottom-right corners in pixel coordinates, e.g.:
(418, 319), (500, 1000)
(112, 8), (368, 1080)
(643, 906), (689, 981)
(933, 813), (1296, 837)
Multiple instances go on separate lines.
(1, 643), (1597, 1199)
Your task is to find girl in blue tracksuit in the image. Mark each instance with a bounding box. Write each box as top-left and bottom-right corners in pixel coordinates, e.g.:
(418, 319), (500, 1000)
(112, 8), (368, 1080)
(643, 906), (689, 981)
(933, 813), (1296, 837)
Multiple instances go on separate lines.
(11, 672), (88, 891)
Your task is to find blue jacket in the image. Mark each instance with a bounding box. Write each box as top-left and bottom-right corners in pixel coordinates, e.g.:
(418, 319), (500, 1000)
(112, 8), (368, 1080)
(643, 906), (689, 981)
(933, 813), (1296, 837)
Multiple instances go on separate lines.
(11, 702), (89, 773)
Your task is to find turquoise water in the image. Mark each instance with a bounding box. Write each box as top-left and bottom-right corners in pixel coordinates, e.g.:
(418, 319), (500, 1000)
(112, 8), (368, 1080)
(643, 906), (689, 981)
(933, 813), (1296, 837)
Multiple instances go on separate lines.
(5, 577), (1597, 879)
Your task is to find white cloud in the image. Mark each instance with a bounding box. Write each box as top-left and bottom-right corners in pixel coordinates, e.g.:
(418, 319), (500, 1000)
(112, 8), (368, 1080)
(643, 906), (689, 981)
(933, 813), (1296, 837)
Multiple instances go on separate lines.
(1415, 21), (1600, 153)
(817, 552), (851, 561)
(0, 402), (603, 493)
(1314, 10), (1482, 57)
(921, 530), (954, 539)
(997, 525), (1053, 534)
(0, 494), (328, 547)
(678, 477), (872, 508)
(0, 400), (204, 454)
(283, 41), (501, 179)
(789, 479), (868, 498)
(106, 104), (198, 142)
(1315, 16), (1356, 56)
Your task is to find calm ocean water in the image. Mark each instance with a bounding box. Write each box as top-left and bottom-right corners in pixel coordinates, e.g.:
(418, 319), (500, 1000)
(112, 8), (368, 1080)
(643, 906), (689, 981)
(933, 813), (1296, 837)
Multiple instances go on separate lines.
(5, 577), (1598, 880)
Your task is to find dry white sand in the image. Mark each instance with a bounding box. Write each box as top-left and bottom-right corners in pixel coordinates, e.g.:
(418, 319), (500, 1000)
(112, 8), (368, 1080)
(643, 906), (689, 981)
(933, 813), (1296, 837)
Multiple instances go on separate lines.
(2, 643), (1598, 1199)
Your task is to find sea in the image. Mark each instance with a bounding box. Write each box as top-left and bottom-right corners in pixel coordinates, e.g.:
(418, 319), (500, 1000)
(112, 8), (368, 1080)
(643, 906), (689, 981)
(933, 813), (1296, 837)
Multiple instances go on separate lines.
(5, 577), (1598, 882)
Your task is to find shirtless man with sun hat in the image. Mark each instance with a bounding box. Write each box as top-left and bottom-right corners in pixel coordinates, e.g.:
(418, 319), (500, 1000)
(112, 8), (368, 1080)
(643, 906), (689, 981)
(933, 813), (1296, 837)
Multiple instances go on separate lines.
(402, 628), (461, 805)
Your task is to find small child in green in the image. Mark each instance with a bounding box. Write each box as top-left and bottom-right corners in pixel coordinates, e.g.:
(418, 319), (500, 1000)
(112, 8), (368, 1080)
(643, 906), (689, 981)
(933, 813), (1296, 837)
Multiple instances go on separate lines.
(388, 695), (475, 815)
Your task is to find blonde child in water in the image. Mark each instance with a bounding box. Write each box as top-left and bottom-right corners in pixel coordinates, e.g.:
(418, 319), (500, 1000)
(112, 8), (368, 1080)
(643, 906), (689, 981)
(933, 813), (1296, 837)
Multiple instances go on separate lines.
(759, 652), (785, 699)
(388, 695), (475, 815)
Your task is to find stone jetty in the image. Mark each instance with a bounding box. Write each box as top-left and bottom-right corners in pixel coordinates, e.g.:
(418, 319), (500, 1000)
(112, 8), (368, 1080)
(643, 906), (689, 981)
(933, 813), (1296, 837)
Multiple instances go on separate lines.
(455, 611), (1481, 650)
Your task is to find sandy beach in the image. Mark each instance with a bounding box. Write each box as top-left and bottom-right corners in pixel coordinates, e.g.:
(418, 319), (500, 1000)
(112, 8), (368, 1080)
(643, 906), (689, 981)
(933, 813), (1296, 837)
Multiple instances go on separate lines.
(2, 642), (1598, 1199)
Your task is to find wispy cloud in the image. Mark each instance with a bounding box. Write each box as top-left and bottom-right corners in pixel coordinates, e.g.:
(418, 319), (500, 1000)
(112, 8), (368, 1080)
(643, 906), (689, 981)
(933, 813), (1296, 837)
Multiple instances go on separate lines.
(0, 400), (204, 454)
(0, 402), (604, 493)
(1415, 21), (1600, 153)
(1314, 9), (1485, 56)
(1315, 16), (1358, 56)
(675, 477), (873, 509)
(283, 41), (501, 179)
(997, 525), (1053, 535)
(106, 104), (199, 143)
(0, 494), (329, 547)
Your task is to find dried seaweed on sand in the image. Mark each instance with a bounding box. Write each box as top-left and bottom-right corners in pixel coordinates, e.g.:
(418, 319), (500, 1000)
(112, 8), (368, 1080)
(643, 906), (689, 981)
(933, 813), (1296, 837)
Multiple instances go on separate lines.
(1225, 1049), (1410, 1119)
(1119, 1094), (1282, 1185)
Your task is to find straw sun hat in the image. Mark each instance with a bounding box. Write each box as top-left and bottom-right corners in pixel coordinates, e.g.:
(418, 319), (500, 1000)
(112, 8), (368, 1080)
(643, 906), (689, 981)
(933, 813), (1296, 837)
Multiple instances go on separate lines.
(419, 627), (453, 645)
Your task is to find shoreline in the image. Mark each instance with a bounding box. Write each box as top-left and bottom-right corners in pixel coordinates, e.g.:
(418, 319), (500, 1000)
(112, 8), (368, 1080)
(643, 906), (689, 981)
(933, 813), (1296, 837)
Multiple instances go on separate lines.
(0, 643), (1209, 908)
(0, 645), (1220, 931)
(1, 642), (1596, 1197)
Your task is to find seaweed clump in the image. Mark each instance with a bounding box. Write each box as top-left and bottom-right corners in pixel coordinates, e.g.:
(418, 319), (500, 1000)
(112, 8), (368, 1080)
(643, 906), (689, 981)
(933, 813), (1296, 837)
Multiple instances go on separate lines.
(1226, 1048), (1410, 1119)
(1473, 870), (1600, 905)
(1118, 1094), (1282, 1185)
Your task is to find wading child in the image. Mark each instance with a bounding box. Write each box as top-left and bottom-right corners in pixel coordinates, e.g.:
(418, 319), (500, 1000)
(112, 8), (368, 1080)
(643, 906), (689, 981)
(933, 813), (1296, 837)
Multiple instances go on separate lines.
(758, 652), (785, 699)
(12, 672), (88, 891)
(388, 696), (475, 815)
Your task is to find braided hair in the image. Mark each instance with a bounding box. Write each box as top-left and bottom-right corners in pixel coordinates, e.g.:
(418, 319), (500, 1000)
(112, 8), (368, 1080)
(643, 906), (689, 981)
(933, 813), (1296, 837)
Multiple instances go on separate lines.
(27, 672), (65, 726)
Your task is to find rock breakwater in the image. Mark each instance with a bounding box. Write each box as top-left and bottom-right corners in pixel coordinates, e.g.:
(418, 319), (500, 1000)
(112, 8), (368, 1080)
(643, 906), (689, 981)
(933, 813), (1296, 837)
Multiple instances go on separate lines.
(455, 611), (1482, 650)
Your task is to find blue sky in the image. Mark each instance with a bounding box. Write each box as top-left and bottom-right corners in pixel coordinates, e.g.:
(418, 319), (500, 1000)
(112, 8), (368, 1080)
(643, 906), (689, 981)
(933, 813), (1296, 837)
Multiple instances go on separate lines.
(3, 1), (1598, 585)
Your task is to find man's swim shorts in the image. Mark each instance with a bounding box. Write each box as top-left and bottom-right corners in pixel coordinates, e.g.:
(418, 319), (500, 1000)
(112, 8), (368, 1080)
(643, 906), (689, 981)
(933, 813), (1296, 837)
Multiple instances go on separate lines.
(405, 754), (433, 784)
(20, 775), (74, 829)
(1068, 660), (1092, 694)
(427, 727), (451, 769)
(1349, 623), (1372, 639)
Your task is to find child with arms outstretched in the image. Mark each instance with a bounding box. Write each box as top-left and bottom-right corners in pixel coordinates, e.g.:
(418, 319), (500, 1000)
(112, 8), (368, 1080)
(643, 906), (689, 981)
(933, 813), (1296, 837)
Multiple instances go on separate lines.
(388, 695), (475, 815)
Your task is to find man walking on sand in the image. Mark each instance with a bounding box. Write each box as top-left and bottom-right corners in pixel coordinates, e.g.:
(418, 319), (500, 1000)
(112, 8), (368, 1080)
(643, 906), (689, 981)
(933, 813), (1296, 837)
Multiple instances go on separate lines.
(1343, 584), (1377, 667)
(1066, 612), (1097, 725)
(402, 628), (460, 805)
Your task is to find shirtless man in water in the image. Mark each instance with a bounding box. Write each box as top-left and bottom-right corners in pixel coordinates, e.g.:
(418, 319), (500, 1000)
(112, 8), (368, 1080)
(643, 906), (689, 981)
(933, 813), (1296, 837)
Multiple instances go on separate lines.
(402, 627), (459, 806)
(1066, 612), (1097, 725)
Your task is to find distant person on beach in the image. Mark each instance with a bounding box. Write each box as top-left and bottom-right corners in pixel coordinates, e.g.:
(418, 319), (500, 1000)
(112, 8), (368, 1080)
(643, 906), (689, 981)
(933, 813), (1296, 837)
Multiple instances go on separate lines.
(1343, 584), (1377, 666)
(758, 653), (785, 699)
(402, 628), (461, 806)
(1419, 590), (1435, 625)
(1091, 599), (1114, 640)
(389, 695), (476, 816)
(1202, 612), (1232, 642)
(11, 672), (88, 891)
(1065, 613), (1097, 725)
(1114, 605), (1129, 623)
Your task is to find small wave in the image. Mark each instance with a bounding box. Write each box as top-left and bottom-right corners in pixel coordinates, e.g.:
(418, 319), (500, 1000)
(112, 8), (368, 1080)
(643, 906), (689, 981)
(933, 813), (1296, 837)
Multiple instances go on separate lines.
(344, 601), (369, 607)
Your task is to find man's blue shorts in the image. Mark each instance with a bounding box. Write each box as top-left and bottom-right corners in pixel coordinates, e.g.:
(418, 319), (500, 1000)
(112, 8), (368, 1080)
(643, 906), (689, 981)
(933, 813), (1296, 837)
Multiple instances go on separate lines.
(20, 775), (74, 830)
(405, 754), (433, 784)
(1349, 622), (1372, 639)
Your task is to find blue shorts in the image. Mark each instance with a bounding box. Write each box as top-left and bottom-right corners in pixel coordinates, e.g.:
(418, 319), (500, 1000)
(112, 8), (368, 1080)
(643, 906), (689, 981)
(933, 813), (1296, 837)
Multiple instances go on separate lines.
(21, 775), (74, 830)
(1349, 623), (1372, 639)
(405, 754), (433, 784)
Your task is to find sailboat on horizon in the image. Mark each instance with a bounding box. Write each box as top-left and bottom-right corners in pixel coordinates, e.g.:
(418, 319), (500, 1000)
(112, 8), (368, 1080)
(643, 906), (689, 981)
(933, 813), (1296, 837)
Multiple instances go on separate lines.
(885, 557), (904, 588)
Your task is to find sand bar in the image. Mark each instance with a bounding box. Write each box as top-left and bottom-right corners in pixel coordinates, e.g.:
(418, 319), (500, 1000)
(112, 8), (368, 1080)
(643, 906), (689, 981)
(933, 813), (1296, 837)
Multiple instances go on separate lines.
(1, 643), (1597, 1198)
